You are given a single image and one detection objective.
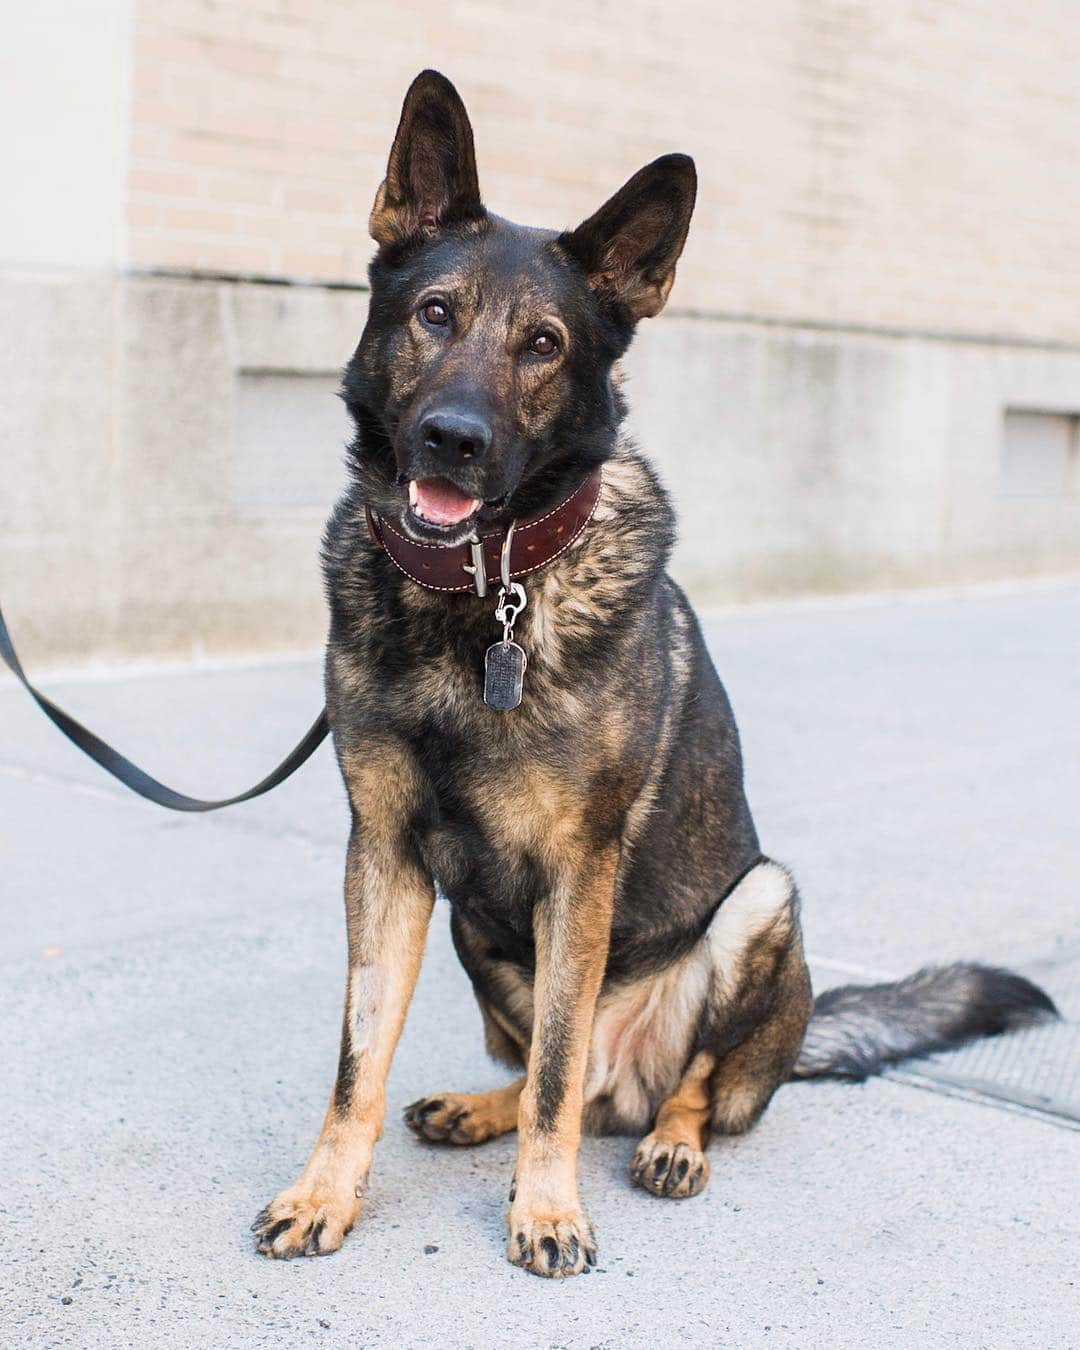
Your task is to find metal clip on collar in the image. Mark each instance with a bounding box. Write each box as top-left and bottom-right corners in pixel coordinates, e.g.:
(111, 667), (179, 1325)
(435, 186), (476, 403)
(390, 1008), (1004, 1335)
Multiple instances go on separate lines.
(494, 521), (526, 641)
(495, 582), (527, 644)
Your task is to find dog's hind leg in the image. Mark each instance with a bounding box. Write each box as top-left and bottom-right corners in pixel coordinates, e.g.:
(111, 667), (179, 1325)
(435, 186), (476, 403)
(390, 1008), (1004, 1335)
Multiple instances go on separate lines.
(404, 909), (532, 1145)
(630, 859), (812, 1199)
(404, 1078), (524, 1144)
(707, 936), (812, 1136)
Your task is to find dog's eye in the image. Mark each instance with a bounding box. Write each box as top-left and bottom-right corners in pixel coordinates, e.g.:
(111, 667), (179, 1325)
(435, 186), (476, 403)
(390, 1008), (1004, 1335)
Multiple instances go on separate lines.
(420, 301), (450, 327)
(528, 331), (559, 357)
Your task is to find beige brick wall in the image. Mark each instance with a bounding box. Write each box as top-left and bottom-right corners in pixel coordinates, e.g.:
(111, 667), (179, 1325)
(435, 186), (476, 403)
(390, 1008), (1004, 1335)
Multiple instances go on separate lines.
(126, 0), (1080, 344)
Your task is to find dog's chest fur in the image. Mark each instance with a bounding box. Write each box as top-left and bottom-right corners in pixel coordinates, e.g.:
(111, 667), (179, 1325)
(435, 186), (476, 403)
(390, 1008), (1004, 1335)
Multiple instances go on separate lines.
(324, 456), (667, 930)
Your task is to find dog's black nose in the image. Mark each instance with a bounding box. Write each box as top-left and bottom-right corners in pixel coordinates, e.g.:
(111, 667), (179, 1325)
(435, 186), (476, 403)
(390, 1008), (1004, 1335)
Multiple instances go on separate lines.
(419, 411), (491, 462)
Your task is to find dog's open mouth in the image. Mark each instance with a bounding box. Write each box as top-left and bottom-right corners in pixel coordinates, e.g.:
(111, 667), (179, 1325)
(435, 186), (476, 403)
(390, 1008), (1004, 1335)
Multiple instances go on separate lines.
(407, 477), (482, 529)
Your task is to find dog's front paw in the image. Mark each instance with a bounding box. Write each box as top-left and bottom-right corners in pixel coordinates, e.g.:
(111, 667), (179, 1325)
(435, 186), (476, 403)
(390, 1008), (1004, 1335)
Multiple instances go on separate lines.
(630, 1132), (709, 1199)
(506, 1208), (597, 1278)
(251, 1184), (360, 1259)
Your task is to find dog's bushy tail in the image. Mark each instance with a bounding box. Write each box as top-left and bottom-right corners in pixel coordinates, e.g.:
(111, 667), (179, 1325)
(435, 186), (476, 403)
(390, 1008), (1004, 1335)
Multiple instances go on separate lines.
(792, 963), (1057, 1080)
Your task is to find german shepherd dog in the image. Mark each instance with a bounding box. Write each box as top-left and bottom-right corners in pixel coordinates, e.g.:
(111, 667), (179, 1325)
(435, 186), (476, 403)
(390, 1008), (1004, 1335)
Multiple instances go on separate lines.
(252, 71), (1056, 1278)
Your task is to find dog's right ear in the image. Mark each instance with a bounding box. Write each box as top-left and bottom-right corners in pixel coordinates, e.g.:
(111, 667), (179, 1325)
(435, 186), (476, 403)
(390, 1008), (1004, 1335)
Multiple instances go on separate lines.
(369, 70), (485, 248)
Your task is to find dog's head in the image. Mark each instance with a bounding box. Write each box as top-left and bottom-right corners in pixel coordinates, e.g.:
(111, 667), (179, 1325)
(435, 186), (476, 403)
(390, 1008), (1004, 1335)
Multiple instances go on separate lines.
(344, 70), (696, 543)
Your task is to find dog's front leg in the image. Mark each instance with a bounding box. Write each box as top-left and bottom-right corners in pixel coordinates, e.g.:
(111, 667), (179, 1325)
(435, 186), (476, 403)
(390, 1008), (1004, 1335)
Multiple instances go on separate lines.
(507, 847), (617, 1278)
(253, 744), (434, 1259)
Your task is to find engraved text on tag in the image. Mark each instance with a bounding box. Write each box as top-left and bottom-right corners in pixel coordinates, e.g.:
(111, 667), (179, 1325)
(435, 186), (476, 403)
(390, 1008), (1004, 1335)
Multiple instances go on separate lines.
(484, 641), (527, 710)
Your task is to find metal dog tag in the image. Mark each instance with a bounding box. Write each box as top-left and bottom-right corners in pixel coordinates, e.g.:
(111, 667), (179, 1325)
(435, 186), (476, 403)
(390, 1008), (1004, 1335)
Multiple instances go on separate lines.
(484, 641), (527, 711)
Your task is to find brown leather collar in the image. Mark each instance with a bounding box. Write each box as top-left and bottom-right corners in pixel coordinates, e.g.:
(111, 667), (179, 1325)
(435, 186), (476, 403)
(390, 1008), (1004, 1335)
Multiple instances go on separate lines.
(366, 468), (603, 595)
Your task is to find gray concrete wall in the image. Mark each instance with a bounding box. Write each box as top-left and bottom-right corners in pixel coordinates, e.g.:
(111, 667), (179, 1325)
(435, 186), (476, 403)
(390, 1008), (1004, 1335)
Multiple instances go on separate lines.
(4, 272), (1080, 666)
(628, 314), (1080, 600)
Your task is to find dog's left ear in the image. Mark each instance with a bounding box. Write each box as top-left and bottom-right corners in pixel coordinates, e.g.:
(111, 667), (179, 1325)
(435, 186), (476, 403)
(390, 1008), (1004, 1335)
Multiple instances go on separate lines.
(369, 70), (485, 247)
(560, 154), (697, 320)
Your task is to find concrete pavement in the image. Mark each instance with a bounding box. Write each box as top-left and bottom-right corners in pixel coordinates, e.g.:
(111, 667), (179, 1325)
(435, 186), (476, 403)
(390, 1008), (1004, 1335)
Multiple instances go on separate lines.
(1, 583), (1078, 1348)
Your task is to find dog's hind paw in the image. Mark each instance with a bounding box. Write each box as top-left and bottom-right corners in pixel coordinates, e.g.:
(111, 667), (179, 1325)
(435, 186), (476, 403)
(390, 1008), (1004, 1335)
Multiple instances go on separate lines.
(630, 1134), (710, 1199)
(506, 1209), (597, 1278)
(404, 1089), (518, 1145)
(251, 1185), (359, 1259)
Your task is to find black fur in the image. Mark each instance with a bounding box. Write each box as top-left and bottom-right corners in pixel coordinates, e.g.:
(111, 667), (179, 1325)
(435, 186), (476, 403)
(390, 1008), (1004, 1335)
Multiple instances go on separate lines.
(794, 963), (1058, 1080)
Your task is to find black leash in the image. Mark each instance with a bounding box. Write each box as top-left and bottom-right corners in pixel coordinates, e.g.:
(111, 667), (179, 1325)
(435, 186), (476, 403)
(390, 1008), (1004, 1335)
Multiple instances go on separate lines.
(0, 603), (329, 812)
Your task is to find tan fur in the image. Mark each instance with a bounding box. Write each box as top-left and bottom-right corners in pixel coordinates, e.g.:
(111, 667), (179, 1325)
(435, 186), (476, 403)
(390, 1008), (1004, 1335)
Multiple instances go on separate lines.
(706, 859), (797, 998)
(254, 739), (436, 1259)
(405, 1080), (524, 1144)
(614, 597), (692, 866)
(582, 860), (800, 1136)
(710, 942), (812, 1135)
(584, 946), (711, 1133)
(473, 761), (597, 869)
(425, 860), (810, 1146)
(631, 1051), (715, 1199)
(507, 846), (618, 1277)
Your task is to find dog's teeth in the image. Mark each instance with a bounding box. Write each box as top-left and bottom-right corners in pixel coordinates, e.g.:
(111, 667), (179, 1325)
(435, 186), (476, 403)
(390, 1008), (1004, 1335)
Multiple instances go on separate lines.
(408, 480), (419, 507)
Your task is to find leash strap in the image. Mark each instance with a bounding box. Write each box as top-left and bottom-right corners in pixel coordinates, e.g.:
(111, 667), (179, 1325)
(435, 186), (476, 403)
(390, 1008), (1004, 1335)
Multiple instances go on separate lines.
(0, 603), (329, 812)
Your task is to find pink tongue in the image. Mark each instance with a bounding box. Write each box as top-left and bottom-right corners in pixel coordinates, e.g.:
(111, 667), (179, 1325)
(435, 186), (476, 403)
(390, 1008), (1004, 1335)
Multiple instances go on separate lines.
(414, 477), (477, 526)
